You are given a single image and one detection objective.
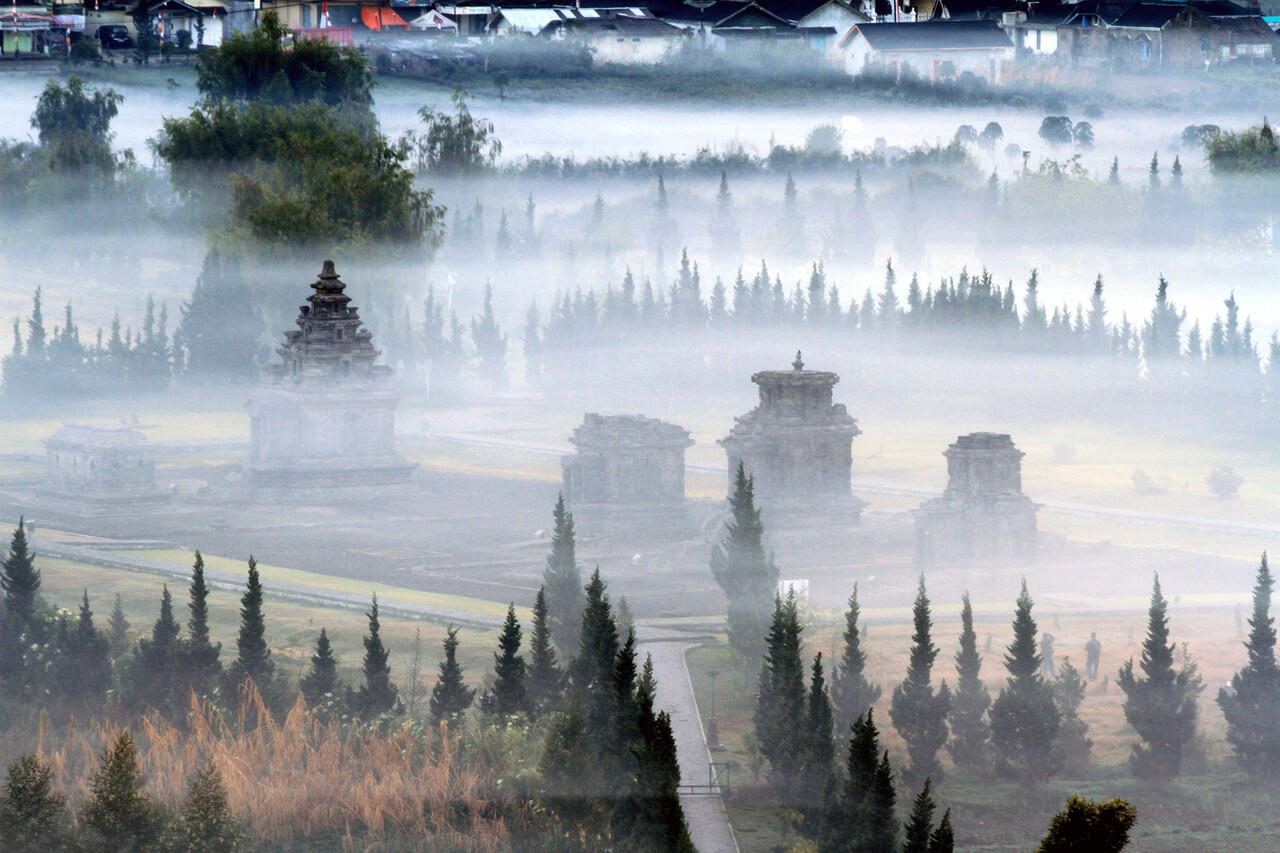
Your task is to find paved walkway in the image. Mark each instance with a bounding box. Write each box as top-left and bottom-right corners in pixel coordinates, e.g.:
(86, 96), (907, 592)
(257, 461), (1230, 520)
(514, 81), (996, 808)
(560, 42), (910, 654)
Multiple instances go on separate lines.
(639, 636), (740, 853)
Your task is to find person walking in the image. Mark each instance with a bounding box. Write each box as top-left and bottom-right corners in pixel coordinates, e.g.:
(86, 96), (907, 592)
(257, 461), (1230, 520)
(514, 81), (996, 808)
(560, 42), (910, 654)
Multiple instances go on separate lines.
(1084, 632), (1101, 680)
(1040, 632), (1056, 678)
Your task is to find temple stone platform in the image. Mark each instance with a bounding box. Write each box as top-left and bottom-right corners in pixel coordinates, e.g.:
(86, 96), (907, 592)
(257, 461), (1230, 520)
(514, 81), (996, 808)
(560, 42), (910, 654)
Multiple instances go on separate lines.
(246, 261), (416, 502)
(719, 352), (866, 526)
(562, 413), (694, 534)
(913, 432), (1038, 568)
(32, 422), (172, 517)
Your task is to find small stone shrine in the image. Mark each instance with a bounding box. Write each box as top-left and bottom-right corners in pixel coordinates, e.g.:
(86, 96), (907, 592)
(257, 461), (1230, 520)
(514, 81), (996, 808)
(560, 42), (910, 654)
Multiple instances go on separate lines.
(562, 413), (693, 525)
(247, 261), (414, 499)
(719, 352), (864, 520)
(913, 432), (1038, 567)
(42, 423), (168, 507)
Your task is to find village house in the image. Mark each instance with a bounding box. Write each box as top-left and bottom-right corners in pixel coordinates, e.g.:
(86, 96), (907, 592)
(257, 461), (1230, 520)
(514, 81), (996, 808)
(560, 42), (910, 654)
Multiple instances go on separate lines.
(837, 19), (1015, 82)
(1056, 0), (1277, 68)
(543, 12), (689, 63)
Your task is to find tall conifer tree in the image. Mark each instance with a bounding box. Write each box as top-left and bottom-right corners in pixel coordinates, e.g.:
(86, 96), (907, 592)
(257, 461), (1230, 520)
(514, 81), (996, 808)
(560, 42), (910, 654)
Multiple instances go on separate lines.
(754, 591), (807, 794)
(989, 581), (1061, 783)
(710, 462), (779, 664)
(183, 551), (221, 698)
(543, 495), (584, 656)
(64, 591), (110, 706)
(80, 732), (162, 852)
(1, 518), (39, 624)
(833, 584), (881, 735)
(527, 586), (563, 715)
(890, 577), (951, 785)
(800, 653), (835, 816)
(300, 628), (339, 708)
(1219, 553), (1280, 778)
(0, 754), (67, 853)
(487, 603), (529, 717)
(429, 626), (475, 723)
(107, 593), (129, 657)
(354, 595), (398, 718)
(948, 592), (990, 768)
(818, 709), (897, 853)
(226, 557), (274, 698)
(1118, 574), (1203, 779)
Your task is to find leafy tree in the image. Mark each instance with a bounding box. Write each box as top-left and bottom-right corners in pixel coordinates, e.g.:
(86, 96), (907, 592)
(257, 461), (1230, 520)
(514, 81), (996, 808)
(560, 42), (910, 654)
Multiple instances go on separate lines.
(225, 557), (274, 698)
(429, 625), (475, 724)
(353, 595), (398, 718)
(832, 585), (881, 735)
(526, 586), (564, 715)
(1053, 658), (1093, 775)
(818, 710), (897, 853)
(409, 91), (502, 173)
(948, 592), (990, 769)
(195, 11), (371, 112)
(543, 495), (584, 657)
(299, 628), (340, 708)
(184, 551), (222, 699)
(30, 76), (122, 174)
(1038, 796), (1136, 853)
(890, 577), (951, 785)
(81, 731), (164, 853)
(1219, 553), (1280, 778)
(538, 698), (605, 837)
(0, 754), (67, 853)
(1118, 574), (1204, 779)
(755, 591), (807, 794)
(166, 762), (244, 853)
(710, 462), (779, 664)
(1038, 116), (1073, 147)
(1, 518), (40, 625)
(485, 603), (529, 718)
(990, 581), (1060, 783)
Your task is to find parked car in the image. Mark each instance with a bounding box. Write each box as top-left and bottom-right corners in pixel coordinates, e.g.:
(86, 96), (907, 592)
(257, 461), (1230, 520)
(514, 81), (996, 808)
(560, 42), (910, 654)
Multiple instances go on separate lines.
(97, 24), (133, 49)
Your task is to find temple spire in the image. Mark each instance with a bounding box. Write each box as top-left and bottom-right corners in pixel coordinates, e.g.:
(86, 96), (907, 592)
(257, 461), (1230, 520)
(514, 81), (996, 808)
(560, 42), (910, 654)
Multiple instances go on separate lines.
(793, 350), (804, 371)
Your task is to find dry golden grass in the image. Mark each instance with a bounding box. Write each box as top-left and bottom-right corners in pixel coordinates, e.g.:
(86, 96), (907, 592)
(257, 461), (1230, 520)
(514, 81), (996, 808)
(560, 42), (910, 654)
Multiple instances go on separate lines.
(30, 686), (510, 852)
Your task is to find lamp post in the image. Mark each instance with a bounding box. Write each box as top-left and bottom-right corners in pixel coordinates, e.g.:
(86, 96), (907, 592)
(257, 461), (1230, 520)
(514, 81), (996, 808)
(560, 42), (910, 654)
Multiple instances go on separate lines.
(707, 669), (721, 750)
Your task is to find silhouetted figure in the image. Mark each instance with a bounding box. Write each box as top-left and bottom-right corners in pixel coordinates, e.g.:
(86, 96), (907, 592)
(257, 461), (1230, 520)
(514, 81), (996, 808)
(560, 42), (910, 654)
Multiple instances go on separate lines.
(1040, 632), (1056, 678)
(1085, 632), (1101, 680)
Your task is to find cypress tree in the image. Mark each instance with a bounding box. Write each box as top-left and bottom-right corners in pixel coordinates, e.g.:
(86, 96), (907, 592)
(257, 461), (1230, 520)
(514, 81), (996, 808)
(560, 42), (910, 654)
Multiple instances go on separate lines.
(130, 585), (183, 717)
(948, 592), (990, 769)
(754, 591), (807, 794)
(989, 581), (1061, 783)
(1, 518), (39, 624)
(167, 762), (244, 853)
(80, 731), (163, 853)
(832, 584), (881, 735)
(354, 595), (398, 718)
(1219, 552), (1280, 778)
(902, 779), (936, 853)
(429, 625), (475, 724)
(818, 709), (897, 853)
(889, 577), (951, 785)
(1053, 658), (1093, 775)
(1117, 574), (1203, 779)
(538, 698), (603, 836)
(487, 603), (529, 717)
(108, 593), (130, 657)
(65, 591), (111, 706)
(570, 568), (619, 693)
(800, 653), (835, 816)
(526, 586), (563, 715)
(930, 810), (955, 853)
(616, 595), (635, 642)
(225, 557), (273, 697)
(710, 462), (779, 664)
(183, 551), (221, 699)
(543, 495), (584, 657)
(299, 628), (339, 708)
(0, 754), (67, 853)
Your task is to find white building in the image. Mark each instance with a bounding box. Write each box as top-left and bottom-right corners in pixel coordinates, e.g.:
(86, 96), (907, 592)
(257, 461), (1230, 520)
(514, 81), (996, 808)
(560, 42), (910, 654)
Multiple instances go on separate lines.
(838, 19), (1015, 82)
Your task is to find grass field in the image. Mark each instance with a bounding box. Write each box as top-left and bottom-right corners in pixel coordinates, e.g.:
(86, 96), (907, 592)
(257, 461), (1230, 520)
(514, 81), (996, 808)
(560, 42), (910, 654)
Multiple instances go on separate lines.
(687, 599), (1280, 853)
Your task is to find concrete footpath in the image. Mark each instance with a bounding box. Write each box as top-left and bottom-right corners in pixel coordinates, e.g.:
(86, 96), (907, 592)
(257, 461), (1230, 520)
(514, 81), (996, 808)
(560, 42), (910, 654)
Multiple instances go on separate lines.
(639, 636), (740, 853)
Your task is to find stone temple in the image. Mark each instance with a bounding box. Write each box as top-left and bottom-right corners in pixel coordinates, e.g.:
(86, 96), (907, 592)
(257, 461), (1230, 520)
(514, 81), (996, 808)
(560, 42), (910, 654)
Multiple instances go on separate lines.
(562, 413), (693, 527)
(719, 352), (864, 521)
(246, 261), (414, 500)
(913, 432), (1038, 567)
(41, 423), (169, 510)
